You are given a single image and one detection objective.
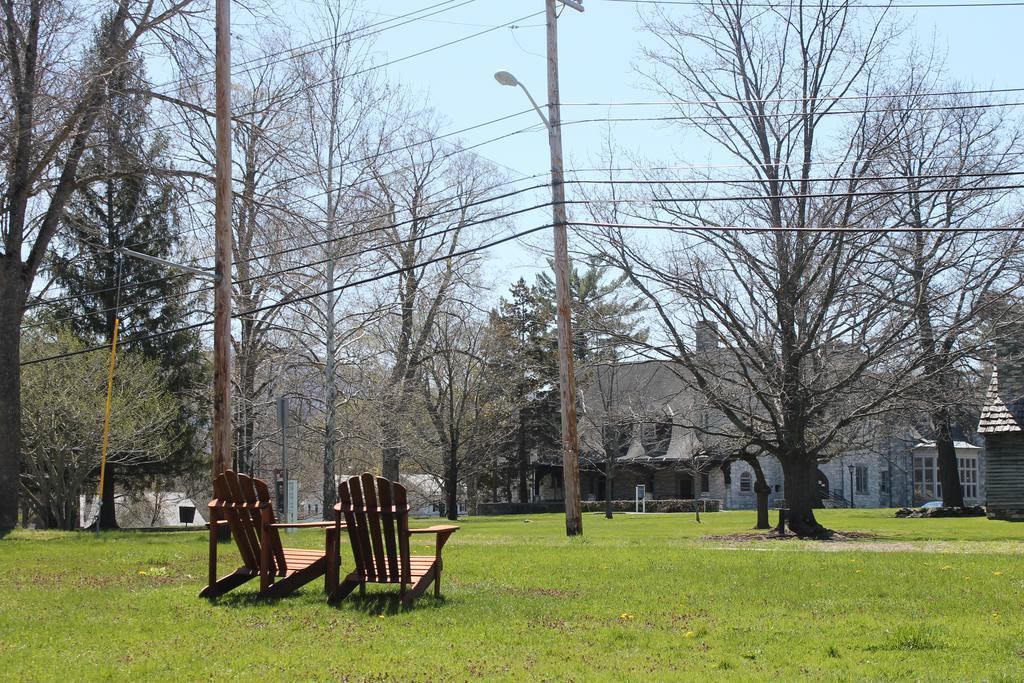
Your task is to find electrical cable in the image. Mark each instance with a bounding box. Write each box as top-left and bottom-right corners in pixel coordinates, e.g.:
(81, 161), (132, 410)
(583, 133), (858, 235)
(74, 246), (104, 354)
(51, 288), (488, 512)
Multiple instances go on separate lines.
(20, 221), (556, 366)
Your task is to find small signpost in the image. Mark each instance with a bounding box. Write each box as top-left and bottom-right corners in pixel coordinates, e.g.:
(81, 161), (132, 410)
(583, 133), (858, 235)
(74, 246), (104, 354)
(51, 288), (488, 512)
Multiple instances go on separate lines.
(635, 484), (646, 513)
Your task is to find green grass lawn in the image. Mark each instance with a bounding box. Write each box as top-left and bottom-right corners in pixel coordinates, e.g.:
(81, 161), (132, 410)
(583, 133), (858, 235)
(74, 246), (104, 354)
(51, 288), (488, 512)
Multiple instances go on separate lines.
(1, 509), (1022, 681)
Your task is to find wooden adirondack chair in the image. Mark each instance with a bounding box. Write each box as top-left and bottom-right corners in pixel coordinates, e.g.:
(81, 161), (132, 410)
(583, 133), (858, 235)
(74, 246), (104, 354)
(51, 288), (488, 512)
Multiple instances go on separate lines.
(200, 470), (340, 599)
(329, 473), (458, 607)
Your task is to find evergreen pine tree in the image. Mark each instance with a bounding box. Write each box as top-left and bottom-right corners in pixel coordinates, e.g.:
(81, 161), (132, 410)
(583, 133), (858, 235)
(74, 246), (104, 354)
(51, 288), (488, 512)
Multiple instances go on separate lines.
(47, 16), (208, 528)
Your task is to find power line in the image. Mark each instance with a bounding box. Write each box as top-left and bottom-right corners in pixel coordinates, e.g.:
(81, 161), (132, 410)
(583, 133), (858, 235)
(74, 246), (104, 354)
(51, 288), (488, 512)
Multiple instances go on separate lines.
(233, 189), (550, 271)
(26, 192), (555, 331)
(148, 0), (477, 95)
(21, 222), (556, 366)
(594, 0), (1024, 8)
(31, 196), (554, 332)
(65, 110), (544, 270)
(37, 161), (1019, 312)
(565, 150), (1024, 175)
(26, 205), (1024, 366)
(138, 8), (543, 143)
(572, 219), (1024, 233)
(559, 86), (1024, 108)
(234, 201), (553, 285)
(557, 100), (1024, 129)
(567, 169), (1024, 186)
(564, 181), (1024, 204)
(33, 168), (549, 312)
(137, 160), (1019, 270)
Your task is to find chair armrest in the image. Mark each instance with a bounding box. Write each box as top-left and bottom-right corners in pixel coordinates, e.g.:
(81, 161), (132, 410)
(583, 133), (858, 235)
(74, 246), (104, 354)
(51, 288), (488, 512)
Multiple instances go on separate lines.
(408, 525), (460, 534)
(409, 525), (459, 557)
(268, 521), (343, 529)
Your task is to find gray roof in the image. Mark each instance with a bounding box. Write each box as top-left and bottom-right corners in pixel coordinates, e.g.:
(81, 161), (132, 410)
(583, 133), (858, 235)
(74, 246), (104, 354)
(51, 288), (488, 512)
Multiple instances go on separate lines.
(578, 360), (717, 464)
(978, 366), (1023, 434)
(912, 440), (982, 451)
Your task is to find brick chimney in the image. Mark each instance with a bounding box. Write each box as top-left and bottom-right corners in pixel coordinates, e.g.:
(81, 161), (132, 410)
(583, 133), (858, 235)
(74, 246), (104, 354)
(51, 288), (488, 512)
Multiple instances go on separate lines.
(695, 320), (718, 352)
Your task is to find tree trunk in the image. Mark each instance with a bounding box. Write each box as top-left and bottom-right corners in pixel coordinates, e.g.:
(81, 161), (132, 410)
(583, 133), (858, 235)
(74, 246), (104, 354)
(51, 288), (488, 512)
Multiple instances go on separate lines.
(741, 455), (772, 529)
(517, 413), (529, 503)
(0, 267), (25, 530)
(467, 475), (478, 515)
(98, 463), (119, 529)
(933, 413), (964, 507)
(781, 457), (831, 538)
(236, 360), (257, 476)
(604, 466), (614, 519)
(382, 445), (400, 482)
(323, 274), (338, 520)
(444, 455), (459, 521)
(754, 481), (771, 530)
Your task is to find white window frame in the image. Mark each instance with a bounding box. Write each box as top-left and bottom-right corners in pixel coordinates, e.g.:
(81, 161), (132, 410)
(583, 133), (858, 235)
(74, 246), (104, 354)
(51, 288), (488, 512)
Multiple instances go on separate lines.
(959, 456), (979, 500)
(914, 452), (980, 501)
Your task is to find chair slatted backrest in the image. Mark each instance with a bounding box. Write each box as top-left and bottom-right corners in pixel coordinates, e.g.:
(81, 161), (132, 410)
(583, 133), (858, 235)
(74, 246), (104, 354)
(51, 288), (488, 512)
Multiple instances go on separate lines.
(211, 470), (285, 574)
(337, 474), (411, 584)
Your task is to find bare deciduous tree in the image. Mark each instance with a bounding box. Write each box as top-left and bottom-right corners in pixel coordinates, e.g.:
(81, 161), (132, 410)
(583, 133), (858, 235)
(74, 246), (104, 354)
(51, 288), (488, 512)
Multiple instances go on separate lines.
(879, 83), (1024, 506)
(592, 0), (925, 537)
(1, 0), (198, 529)
(360, 115), (505, 481)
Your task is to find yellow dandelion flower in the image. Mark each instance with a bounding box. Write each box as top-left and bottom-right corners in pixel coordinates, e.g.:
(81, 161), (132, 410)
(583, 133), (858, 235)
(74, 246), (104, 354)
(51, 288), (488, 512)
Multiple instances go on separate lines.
(378, 614), (386, 619)
(940, 565), (952, 571)
(855, 569), (862, 574)
(684, 631), (696, 638)
(138, 570), (146, 576)
(992, 612), (1000, 619)
(993, 571), (1004, 576)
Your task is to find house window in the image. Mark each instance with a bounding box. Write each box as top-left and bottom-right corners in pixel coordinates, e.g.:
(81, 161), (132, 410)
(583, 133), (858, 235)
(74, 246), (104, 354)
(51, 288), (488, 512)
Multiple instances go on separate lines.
(914, 455), (937, 500)
(914, 452), (980, 501)
(855, 465), (868, 495)
(879, 469), (889, 495)
(700, 473), (710, 494)
(959, 456), (979, 500)
(739, 471), (752, 492)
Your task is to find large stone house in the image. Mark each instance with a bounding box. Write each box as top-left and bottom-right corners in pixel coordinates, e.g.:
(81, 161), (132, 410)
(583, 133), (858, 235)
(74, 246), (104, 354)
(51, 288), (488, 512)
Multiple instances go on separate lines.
(522, 357), (987, 511)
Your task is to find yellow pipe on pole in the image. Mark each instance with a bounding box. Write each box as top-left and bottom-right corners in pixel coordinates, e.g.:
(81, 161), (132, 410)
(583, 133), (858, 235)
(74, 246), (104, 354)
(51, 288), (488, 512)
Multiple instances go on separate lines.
(96, 318), (120, 526)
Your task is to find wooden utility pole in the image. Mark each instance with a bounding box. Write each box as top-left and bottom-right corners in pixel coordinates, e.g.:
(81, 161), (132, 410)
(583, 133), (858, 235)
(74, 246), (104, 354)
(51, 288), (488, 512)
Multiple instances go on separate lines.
(546, 0), (584, 536)
(213, 0), (233, 481)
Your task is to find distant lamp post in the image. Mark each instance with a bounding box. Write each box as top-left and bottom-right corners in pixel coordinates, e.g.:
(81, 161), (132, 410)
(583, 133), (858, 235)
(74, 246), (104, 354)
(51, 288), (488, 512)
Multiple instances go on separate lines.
(848, 465), (856, 508)
(494, 67), (582, 537)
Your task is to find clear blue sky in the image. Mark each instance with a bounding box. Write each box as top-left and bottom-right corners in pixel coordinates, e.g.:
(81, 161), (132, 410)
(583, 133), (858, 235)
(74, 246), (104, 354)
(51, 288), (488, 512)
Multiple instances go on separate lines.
(236, 0), (1023, 296)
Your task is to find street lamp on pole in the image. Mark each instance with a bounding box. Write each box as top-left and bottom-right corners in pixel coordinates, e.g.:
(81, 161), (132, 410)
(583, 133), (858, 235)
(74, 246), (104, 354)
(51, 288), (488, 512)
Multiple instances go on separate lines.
(494, 67), (583, 537)
(848, 464), (856, 508)
(494, 71), (549, 129)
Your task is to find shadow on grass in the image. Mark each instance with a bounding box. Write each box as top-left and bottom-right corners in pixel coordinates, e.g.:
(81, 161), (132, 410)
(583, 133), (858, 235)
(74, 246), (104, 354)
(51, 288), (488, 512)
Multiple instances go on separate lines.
(330, 591), (449, 616)
(203, 587), (449, 616)
(207, 592), (272, 608)
(205, 586), (323, 609)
